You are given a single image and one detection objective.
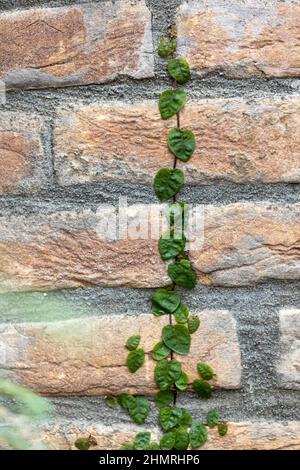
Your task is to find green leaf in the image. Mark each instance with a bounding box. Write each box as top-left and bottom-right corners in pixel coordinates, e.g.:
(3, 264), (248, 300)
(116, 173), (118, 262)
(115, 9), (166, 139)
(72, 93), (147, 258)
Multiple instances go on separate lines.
(174, 427), (190, 450)
(159, 89), (187, 120)
(74, 436), (97, 451)
(168, 202), (188, 227)
(207, 409), (221, 428)
(154, 168), (184, 202)
(154, 390), (174, 408)
(162, 324), (191, 355)
(148, 442), (160, 450)
(173, 304), (189, 324)
(160, 431), (176, 450)
(154, 359), (182, 390)
(159, 407), (182, 431)
(127, 348), (145, 373)
(117, 393), (135, 410)
(218, 422), (228, 437)
(197, 363), (214, 381)
(128, 395), (150, 425)
(175, 372), (189, 391)
(192, 379), (212, 399)
(158, 37), (176, 57)
(134, 432), (151, 450)
(151, 287), (180, 316)
(180, 408), (192, 426)
(120, 443), (134, 450)
(168, 259), (197, 289)
(104, 395), (116, 409)
(188, 315), (200, 334)
(168, 57), (191, 84)
(152, 341), (171, 361)
(190, 421), (208, 449)
(159, 230), (186, 260)
(168, 128), (196, 162)
(126, 335), (141, 351)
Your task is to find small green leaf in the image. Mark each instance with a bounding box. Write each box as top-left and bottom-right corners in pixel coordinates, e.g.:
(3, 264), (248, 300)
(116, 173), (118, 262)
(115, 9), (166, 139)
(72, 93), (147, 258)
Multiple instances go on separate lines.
(160, 431), (176, 450)
(168, 128), (196, 163)
(74, 436), (97, 451)
(180, 408), (192, 426)
(188, 315), (200, 334)
(162, 324), (191, 355)
(192, 379), (212, 399)
(154, 168), (184, 202)
(197, 363), (214, 381)
(148, 442), (160, 450)
(159, 406), (182, 431)
(154, 359), (182, 390)
(127, 348), (145, 373)
(190, 421), (208, 449)
(158, 37), (176, 57)
(218, 422), (228, 437)
(207, 409), (221, 428)
(174, 427), (190, 450)
(159, 230), (186, 260)
(151, 288), (180, 316)
(168, 57), (191, 84)
(173, 304), (189, 324)
(134, 432), (151, 450)
(152, 341), (171, 361)
(104, 395), (116, 409)
(126, 335), (141, 351)
(175, 372), (189, 391)
(168, 259), (197, 289)
(159, 89), (187, 120)
(117, 393), (135, 410)
(154, 390), (174, 408)
(128, 395), (150, 425)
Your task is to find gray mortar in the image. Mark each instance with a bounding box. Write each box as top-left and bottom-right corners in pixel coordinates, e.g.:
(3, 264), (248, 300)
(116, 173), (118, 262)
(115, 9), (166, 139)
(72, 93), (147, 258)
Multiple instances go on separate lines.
(0, 0), (299, 429)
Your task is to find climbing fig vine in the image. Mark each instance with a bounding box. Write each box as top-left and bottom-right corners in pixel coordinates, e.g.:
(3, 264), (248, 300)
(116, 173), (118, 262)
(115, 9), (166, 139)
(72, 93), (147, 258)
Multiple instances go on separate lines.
(75, 26), (228, 452)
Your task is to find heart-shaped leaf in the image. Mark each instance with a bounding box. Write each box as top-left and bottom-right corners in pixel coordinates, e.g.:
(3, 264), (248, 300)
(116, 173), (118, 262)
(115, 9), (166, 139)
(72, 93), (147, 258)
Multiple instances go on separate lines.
(127, 348), (145, 373)
(154, 390), (174, 408)
(173, 304), (189, 324)
(160, 431), (176, 450)
(154, 168), (184, 201)
(152, 341), (171, 361)
(159, 230), (186, 260)
(126, 335), (141, 351)
(154, 359), (182, 390)
(188, 315), (200, 334)
(192, 379), (212, 399)
(134, 432), (151, 450)
(175, 371), (189, 391)
(168, 259), (197, 289)
(128, 395), (150, 424)
(174, 427), (190, 450)
(168, 128), (196, 162)
(162, 324), (191, 355)
(197, 363), (214, 381)
(158, 37), (176, 57)
(168, 57), (191, 84)
(190, 421), (208, 449)
(151, 288), (180, 316)
(206, 409), (220, 428)
(159, 89), (187, 120)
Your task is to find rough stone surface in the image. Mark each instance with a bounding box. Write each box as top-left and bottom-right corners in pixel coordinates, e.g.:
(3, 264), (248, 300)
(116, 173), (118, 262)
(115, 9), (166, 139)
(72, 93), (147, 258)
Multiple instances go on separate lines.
(0, 311), (241, 395)
(54, 97), (300, 185)
(35, 421), (300, 450)
(177, 0), (300, 78)
(277, 309), (300, 390)
(0, 111), (47, 194)
(0, 1), (154, 90)
(190, 202), (300, 287)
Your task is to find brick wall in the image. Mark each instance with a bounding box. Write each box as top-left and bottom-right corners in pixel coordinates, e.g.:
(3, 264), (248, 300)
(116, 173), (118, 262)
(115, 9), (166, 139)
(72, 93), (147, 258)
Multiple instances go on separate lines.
(0, 0), (299, 450)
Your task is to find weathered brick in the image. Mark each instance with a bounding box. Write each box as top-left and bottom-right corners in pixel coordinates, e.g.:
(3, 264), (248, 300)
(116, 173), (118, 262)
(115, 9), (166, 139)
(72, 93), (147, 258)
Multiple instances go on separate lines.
(0, 111), (47, 194)
(0, 311), (241, 395)
(190, 203), (300, 287)
(177, 0), (300, 78)
(0, 203), (300, 291)
(36, 421), (300, 450)
(0, 1), (153, 90)
(277, 309), (300, 390)
(54, 97), (300, 185)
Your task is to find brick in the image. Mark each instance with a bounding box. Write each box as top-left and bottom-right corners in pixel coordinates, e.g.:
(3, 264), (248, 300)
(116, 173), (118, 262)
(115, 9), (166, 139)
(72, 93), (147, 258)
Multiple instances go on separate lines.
(54, 97), (300, 185)
(0, 1), (153, 90)
(35, 421), (300, 450)
(277, 309), (300, 390)
(177, 0), (300, 78)
(190, 203), (300, 287)
(0, 111), (47, 194)
(0, 311), (241, 395)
